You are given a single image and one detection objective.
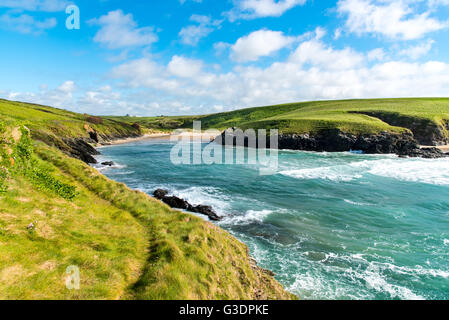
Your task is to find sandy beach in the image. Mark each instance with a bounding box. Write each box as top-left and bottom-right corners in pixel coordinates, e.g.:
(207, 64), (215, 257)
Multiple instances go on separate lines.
(99, 133), (170, 146)
(100, 131), (220, 146)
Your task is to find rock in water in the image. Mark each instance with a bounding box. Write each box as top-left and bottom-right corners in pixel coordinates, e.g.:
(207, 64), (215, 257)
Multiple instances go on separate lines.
(191, 205), (222, 221)
(101, 161), (115, 166)
(398, 147), (446, 159)
(154, 189), (169, 199)
(153, 189), (222, 221)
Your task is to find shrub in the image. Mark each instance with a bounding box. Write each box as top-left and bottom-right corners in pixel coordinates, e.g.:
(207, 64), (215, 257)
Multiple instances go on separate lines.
(26, 161), (77, 201)
(86, 116), (103, 125)
(0, 166), (8, 193)
(13, 125), (77, 201)
(0, 122), (9, 193)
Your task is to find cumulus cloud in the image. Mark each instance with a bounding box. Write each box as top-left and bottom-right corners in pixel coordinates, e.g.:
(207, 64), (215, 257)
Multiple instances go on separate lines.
(0, 0), (70, 12)
(337, 0), (448, 40)
(227, 0), (306, 21)
(7, 80), (76, 108)
(179, 14), (221, 46)
(399, 39), (435, 60)
(7, 36), (449, 116)
(89, 10), (158, 49)
(230, 29), (296, 62)
(168, 56), (203, 78)
(0, 12), (56, 34)
(107, 36), (449, 115)
(289, 38), (364, 70)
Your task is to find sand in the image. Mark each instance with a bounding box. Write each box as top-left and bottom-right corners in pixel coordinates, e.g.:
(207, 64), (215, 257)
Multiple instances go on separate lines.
(100, 131), (219, 146)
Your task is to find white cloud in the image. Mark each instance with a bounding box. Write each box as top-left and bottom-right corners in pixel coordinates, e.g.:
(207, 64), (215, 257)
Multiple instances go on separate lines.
(0, 12), (56, 34)
(337, 0), (448, 40)
(7, 80), (76, 108)
(367, 48), (386, 61)
(227, 0), (306, 21)
(107, 37), (449, 115)
(179, 0), (202, 4)
(289, 38), (364, 70)
(179, 14), (221, 46)
(231, 29), (295, 62)
(89, 10), (158, 49)
(58, 80), (75, 93)
(168, 56), (203, 78)
(399, 39), (434, 59)
(334, 27), (343, 40)
(0, 0), (70, 12)
(112, 58), (181, 92)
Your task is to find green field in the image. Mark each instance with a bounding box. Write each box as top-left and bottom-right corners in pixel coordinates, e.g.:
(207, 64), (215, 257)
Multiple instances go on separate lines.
(115, 98), (449, 144)
(0, 99), (294, 300)
(197, 98), (449, 134)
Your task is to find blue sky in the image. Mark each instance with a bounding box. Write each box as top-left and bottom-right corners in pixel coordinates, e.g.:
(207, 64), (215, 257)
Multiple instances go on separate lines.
(1, 0), (449, 116)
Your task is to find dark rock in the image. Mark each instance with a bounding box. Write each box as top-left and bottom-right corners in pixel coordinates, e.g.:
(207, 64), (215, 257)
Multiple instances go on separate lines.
(215, 127), (446, 158)
(398, 147), (447, 159)
(191, 205), (222, 221)
(153, 189), (169, 199)
(88, 131), (99, 143)
(163, 196), (191, 210)
(63, 138), (100, 164)
(153, 189), (222, 221)
(101, 161), (114, 166)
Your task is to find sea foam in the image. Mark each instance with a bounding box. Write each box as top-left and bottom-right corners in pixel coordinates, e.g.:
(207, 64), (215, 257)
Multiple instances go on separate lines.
(280, 157), (449, 186)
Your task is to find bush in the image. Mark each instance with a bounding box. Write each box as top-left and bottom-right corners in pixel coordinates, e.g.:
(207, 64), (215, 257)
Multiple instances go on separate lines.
(26, 161), (77, 201)
(131, 123), (141, 131)
(0, 122), (9, 193)
(86, 116), (103, 125)
(0, 166), (8, 193)
(13, 125), (77, 201)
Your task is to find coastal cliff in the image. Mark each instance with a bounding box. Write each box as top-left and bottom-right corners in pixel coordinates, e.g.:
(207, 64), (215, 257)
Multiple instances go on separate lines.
(217, 128), (446, 158)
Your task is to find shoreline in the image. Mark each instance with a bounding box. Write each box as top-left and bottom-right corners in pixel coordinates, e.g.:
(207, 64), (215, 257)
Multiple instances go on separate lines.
(98, 133), (170, 146)
(421, 144), (449, 152)
(98, 131), (219, 146)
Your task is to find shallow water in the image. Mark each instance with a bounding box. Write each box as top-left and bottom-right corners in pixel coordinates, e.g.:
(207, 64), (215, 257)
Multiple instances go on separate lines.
(96, 139), (449, 300)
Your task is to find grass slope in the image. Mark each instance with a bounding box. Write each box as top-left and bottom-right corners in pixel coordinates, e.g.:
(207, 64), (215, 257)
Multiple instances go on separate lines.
(117, 99), (449, 140)
(0, 100), (294, 300)
(196, 98), (449, 135)
(0, 99), (141, 153)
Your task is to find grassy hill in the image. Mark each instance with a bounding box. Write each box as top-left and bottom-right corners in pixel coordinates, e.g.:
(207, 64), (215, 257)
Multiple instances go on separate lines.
(0, 99), (294, 300)
(118, 98), (449, 145)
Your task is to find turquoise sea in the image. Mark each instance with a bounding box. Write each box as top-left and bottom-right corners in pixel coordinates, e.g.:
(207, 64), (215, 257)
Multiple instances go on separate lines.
(96, 139), (449, 300)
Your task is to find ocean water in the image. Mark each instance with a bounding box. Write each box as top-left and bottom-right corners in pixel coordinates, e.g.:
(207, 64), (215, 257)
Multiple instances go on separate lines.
(96, 139), (449, 300)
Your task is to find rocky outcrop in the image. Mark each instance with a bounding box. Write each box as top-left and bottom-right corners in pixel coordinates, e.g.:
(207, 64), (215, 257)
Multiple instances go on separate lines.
(36, 124), (142, 164)
(63, 138), (100, 164)
(101, 161), (115, 166)
(354, 111), (449, 146)
(153, 189), (222, 221)
(398, 147), (446, 159)
(216, 128), (447, 158)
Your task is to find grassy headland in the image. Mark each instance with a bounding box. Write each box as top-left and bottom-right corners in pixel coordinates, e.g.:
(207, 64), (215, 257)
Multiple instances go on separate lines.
(0, 99), (294, 300)
(114, 98), (449, 145)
